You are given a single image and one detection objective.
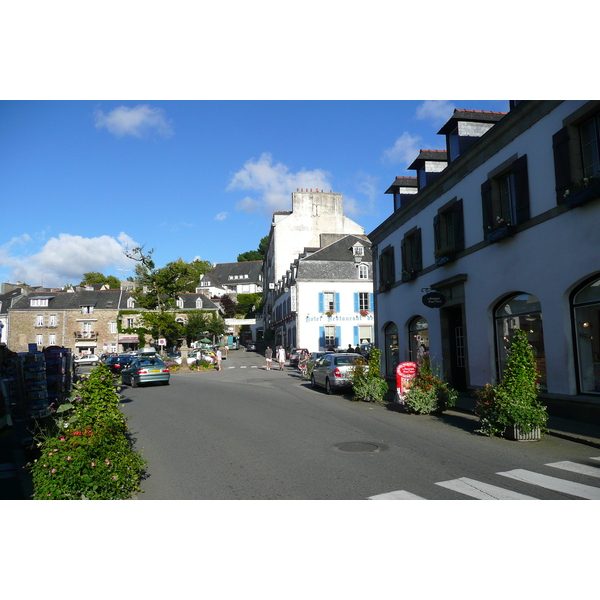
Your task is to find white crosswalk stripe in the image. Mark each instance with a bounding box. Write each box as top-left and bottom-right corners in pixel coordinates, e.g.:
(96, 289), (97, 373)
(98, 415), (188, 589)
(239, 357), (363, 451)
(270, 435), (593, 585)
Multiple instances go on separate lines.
(546, 461), (600, 479)
(497, 469), (600, 499)
(435, 477), (536, 499)
(368, 456), (600, 500)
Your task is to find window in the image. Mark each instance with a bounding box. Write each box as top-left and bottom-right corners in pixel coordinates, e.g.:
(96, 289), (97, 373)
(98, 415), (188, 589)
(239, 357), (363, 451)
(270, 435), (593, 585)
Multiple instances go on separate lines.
(177, 297), (184, 309)
(36, 334), (43, 346)
(36, 315), (44, 326)
(494, 293), (546, 389)
(49, 315), (57, 327)
(109, 322), (118, 334)
(354, 292), (373, 312)
(30, 298), (49, 307)
(580, 114), (600, 178)
(127, 297), (135, 308)
(324, 326), (337, 348)
(572, 277), (600, 394)
(434, 198), (464, 261)
(126, 318), (135, 329)
(401, 228), (422, 281)
(408, 317), (429, 363)
(81, 305), (94, 314)
(358, 264), (369, 279)
(319, 292), (339, 313)
(49, 334), (56, 346)
(196, 298), (203, 309)
(378, 245), (395, 291)
(481, 155), (530, 240)
(353, 244), (364, 256)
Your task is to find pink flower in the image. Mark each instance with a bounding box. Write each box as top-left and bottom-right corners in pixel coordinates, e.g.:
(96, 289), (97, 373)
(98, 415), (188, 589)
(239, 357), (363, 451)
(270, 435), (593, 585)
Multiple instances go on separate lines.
(60, 437), (65, 441)
(67, 456), (72, 460)
(51, 468), (57, 473)
(112, 475), (117, 480)
(91, 462), (95, 467)
(48, 452), (53, 456)
(105, 459), (110, 465)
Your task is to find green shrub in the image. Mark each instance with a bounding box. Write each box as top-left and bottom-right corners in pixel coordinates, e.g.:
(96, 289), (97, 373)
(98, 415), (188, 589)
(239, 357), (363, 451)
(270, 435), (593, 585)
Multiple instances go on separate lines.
(475, 329), (548, 437)
(27, 363), (146, 499)
(351, 348), (389, 402)
(403, 358), (457, 414)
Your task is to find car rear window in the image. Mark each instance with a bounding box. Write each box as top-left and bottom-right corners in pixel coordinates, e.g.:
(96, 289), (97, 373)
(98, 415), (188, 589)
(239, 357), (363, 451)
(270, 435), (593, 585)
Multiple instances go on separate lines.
(335, 356), (367, 366)
(138, 358), (165, 366)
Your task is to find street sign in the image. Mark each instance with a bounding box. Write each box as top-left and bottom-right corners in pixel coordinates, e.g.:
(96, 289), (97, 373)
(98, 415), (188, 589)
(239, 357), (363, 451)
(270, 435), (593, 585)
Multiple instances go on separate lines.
(158, 338), (166, 346)
(422, 291), (446, 308)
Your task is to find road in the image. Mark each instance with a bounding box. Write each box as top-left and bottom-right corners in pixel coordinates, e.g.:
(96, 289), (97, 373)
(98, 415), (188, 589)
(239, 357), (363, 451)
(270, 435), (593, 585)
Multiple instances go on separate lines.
(117, 350), (600, 500)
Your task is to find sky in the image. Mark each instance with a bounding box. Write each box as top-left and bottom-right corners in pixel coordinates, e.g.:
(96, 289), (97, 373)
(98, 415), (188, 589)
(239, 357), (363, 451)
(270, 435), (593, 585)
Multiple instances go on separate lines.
(0, 98), (510, 288)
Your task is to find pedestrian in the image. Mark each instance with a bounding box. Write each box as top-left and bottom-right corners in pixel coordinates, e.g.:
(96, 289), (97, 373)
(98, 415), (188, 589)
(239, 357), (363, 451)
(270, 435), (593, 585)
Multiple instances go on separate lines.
(298, 349), (308, 377)
(277, 345), (286, 370)
(265, 346), (273, 370)
(216, 346), (222, 371)
(354, 345), (361, 355)
(347, 343), (353, 352)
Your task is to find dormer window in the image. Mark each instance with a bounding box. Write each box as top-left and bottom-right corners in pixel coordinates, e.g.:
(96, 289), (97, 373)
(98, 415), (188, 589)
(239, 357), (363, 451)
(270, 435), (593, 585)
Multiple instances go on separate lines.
(127, 297), (135, 309)
(81, 305), (94, 314)
(177, 297), (184, 309)
(353, 245), (364, 257)
(196, 298), (203, 309)
(30, 298), (49, 307)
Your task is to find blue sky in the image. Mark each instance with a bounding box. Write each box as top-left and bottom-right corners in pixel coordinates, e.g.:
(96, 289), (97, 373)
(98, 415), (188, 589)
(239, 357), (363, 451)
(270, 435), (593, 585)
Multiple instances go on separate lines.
(0, 99), (509, 287)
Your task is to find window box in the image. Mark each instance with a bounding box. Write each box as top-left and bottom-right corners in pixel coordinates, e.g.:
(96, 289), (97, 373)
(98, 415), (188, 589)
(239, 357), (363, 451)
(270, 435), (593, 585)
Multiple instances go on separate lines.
(434, 246), (457, 266)
(564, 177), (600, 208)
(402, 269), (418, 282)
(485, 221), (516, 243)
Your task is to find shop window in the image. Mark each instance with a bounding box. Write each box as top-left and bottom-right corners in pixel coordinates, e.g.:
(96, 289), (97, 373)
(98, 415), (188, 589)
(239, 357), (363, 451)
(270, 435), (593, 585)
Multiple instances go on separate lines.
(401, 228), (422, 281)
(572, 276), (600, 394)
(384, 322), (399, 376)
(481, 155), (530, 241)
(408, 317), (429, 363)
(378, 245), (395, 291)
(433, 198), (465, 263)
(494, 293), (546, 389)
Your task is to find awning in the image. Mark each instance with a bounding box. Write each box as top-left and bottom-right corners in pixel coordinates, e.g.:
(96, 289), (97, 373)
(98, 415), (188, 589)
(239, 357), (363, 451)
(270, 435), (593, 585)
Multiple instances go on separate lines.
(75, 342), (97, 347)
(119, 336), (139, 343)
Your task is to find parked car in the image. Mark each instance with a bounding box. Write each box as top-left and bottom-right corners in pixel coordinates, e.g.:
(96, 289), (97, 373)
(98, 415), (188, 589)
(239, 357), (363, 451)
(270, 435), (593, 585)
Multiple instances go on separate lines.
(104, 355), (134, 375)
(310, 352), (368, 395)
(245, 342), (256, 351)
(121, 357), (171, 387)
(289, 348), (309, 367)
(174, 350), (214, 365)
(74, 354), (99, 366)
(358, 343), (373, 357)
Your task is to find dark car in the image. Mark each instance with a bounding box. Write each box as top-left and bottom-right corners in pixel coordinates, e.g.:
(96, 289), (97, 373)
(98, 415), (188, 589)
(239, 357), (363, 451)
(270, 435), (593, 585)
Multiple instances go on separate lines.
(245, 342), (256, 351)
(121, 357), (171, 387)
(105, 355), (133, 375)
(310, 352), (368, 395)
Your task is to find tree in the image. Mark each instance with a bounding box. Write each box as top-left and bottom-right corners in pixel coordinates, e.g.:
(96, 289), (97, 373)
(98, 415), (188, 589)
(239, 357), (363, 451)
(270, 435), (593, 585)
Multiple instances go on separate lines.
(237, 235), (269, 262)
(205, 313), (227, 343)
(220, 294), (238, 318)
(184, 312), (210, 346)
(236, 293), (262, 317)
(138, 312), (183, 348)
(80, 272), (121, 289)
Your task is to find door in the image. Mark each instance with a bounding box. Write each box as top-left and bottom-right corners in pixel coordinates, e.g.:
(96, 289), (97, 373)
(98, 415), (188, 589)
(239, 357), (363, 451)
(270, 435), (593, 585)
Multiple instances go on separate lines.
(444, 306), (467, 391)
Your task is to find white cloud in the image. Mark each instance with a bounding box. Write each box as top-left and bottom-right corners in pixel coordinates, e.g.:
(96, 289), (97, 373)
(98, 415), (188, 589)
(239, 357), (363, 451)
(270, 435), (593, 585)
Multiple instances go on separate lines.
(94, 104), (174, 138)
(228, 152), (332, 214)
(382, 132), (422, 167)
(415, 100), (456, 126)
(215, 212), (228, 221)
(0, 232), (140, 287)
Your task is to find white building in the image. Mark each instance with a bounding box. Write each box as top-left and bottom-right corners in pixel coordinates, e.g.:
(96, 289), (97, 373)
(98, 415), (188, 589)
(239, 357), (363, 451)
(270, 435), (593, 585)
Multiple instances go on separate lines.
(369, 101), (600, 420)
(270, 235), (373, 351)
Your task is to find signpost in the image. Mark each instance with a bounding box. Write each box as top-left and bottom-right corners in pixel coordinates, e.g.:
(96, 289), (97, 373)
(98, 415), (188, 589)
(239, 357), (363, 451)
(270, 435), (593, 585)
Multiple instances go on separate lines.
(422, 290), (446, 308)
(395, 361), (419, 404)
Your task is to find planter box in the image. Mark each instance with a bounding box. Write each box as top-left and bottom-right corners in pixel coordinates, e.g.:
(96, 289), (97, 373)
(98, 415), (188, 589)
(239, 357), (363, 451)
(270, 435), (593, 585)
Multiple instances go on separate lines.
(485, 224), (515, 243)
(504, 424), (541, 441)
(565, 179), (600, 208)
(435, 255), (454, 266)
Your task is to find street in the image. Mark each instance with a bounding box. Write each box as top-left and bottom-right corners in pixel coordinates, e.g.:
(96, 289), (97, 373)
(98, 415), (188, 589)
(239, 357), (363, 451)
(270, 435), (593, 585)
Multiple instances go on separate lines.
(117, 350), (600, 500)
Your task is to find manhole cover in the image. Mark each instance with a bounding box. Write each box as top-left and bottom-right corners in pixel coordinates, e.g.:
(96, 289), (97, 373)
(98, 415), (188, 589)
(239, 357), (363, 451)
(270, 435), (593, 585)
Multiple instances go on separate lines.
(336, 442), (381, 453)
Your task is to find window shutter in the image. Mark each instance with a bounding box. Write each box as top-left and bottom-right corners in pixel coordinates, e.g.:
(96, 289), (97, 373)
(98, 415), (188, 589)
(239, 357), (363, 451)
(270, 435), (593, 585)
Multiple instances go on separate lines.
(414, 228), (423, 271)
(512, 154), (530, 224)
(354, 293), (359, 312)
(433, 214), (441, 253)
(369, 293), (374, 311)
(318, 293), (324, 313)
(453, 198), (465, 252)
(353, 326), (359, 346)
(335, 293), (340, 313)
(552, 126), (572, 204)
(335, 326), (341, 347)
(319, 326), (325, 349)
(481, 179), (493, 231)
(400, 238), (407, 272)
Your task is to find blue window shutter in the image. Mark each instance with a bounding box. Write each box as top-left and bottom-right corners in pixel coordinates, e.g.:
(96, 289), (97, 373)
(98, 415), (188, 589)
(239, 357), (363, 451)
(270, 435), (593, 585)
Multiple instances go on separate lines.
(335, 326), (341, 347)
(353, 326), (359, 345)
(335, 293), (340, 312)
(369, 293), (374, 311)
(319, 326), (325, 349)
(318, 293), (324, 313)
(354, 293), (358, 312)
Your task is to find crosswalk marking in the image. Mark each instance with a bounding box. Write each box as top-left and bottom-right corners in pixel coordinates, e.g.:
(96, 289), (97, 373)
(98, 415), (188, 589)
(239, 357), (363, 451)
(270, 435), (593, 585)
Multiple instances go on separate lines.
(590, 456), (600, 462)
(546, 461), (600, 479)
(369, 490), (425, 500)
(435, 477), (536, 500)
(497, 469), (600, 499)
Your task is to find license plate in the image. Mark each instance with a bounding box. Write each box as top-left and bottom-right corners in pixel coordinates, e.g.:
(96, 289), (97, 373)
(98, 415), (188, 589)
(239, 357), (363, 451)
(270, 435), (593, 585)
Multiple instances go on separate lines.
(150, 369), (160, 373)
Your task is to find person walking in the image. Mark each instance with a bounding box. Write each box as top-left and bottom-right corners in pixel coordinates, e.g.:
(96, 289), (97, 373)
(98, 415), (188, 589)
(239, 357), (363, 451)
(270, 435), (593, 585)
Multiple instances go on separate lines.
(265, 346), (273, 370)
(215, 346), (222, 371)
(277, 345), (286, 371)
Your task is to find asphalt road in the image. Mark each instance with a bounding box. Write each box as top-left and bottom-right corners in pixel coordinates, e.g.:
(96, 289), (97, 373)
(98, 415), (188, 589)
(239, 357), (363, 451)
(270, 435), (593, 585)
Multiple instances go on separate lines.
(117, 350), (600, 500)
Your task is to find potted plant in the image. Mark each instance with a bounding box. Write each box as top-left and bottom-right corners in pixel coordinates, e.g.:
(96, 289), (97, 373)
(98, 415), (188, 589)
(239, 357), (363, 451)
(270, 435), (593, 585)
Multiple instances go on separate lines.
(403, 356), (458, 414)
(350, 348), (389, 403)
(485, 216), (515, 243)
(563, 175), (600, 208)
(434, 246), (456, 266)
(474, 329), (548, 440)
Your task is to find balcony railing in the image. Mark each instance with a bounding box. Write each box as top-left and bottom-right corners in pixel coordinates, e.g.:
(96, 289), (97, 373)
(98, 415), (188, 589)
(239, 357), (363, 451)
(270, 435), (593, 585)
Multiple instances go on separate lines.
(74, 331), (99, 339)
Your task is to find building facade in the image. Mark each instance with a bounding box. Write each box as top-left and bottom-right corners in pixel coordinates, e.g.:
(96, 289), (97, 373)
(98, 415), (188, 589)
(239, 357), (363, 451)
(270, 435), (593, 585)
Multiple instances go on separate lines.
(369, 101), (600, 417)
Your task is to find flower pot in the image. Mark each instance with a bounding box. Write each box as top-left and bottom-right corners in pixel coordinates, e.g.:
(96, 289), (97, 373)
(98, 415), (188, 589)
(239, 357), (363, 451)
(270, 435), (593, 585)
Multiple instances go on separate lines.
(503, 424), (541, 441)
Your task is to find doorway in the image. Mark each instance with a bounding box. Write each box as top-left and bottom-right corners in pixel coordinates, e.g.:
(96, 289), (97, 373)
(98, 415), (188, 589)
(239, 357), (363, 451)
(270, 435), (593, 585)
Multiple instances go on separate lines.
(442, 305), (467, 391)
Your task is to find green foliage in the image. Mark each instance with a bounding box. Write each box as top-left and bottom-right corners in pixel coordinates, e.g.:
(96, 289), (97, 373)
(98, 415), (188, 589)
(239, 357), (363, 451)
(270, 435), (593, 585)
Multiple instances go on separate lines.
(80, 272), (121, 289)
(475, 329), (548, 437)
(237, 236), (269, 262)
(404, 357), (457, 414)
(184, 311), (210, 345)
(350, 348), (389, 402)
(220, 294), (238, 318)
(27, 364), (146, 499)
(236, 293), (262, 317)
(138, 312), (183, 347)
(205, 313), (227, 340)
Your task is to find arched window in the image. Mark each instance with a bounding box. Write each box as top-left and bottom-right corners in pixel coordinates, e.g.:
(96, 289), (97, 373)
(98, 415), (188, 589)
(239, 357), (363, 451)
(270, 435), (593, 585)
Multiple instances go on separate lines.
(572, 276), (600, 394)
(384, 322), (399, 376)
(494, 293), (546, 389)
(126, 297), (135, 309)
(176, 297), (184, 309)
(408, 316), (429, 363)
(196, 297), (203, 309)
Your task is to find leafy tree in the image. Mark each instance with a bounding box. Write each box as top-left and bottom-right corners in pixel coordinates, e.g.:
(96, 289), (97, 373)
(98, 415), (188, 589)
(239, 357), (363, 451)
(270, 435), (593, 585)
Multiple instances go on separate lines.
(184, 312), (210, 345)
(220, 294), (238, 318)
(80, 272), (121, 289)
(138, 312), (183, 348)
(205, 313), (227, 343)
(236, 293), (262, 317)
(237, 235), (269, 262)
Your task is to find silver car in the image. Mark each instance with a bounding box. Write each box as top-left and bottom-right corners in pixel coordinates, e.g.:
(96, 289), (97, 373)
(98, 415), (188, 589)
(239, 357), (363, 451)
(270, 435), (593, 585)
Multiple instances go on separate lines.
(310, 352), (368, 395)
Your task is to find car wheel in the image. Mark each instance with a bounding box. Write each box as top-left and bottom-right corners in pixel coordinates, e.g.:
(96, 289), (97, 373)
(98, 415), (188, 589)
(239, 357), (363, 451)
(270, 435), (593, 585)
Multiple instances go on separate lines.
(325, 378), (333, 395)
(311, 374), (318, 389)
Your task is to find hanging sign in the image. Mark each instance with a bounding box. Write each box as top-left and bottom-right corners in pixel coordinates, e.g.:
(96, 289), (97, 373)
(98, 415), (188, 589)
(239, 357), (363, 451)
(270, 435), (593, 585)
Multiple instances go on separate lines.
(422, 291), (446, 308)
(395, 361), (419, 404)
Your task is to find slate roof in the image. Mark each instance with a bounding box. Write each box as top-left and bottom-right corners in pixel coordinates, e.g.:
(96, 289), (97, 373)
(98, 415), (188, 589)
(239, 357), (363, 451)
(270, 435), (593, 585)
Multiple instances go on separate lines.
(408, 149), (448, 170)
(211, 261), (263, 284)
(9, 290), (134, 311)
(437, 109), (507, 135)
(385, 176), (418, 194)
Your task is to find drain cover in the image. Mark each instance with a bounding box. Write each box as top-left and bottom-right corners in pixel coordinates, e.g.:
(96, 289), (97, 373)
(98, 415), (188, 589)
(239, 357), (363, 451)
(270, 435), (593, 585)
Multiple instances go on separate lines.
(336, 442), (381, 453)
